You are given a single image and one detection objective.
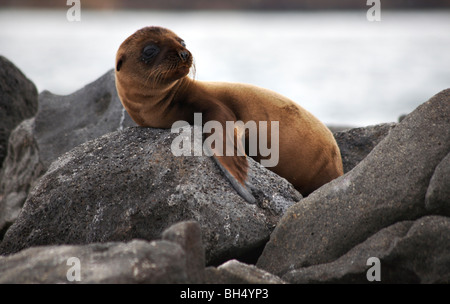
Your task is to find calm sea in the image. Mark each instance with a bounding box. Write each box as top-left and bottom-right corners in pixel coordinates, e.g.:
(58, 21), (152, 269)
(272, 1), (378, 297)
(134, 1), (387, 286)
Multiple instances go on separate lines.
(1, 9), (449, 126)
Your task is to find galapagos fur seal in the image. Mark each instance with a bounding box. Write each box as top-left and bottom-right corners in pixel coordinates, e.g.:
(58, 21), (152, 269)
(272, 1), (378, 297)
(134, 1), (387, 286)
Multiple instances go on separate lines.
(115, 26), (343, 202)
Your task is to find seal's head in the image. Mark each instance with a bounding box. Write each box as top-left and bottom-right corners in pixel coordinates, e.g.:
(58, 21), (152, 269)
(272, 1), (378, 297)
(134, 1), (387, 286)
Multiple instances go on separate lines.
(115, 26), (193, 88)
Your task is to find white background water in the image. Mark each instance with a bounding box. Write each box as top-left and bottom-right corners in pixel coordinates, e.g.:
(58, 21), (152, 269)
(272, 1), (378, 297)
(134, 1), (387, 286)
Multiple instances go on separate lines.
(1, 9), (449, 126)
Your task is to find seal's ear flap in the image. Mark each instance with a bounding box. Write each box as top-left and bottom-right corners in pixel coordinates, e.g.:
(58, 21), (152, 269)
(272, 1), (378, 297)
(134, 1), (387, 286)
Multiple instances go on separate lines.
(116, 55), (125, 72)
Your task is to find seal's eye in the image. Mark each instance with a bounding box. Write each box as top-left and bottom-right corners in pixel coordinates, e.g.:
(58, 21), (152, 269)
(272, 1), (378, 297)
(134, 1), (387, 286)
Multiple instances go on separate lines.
(180, 40), (186, 48)
(142, 44), (160, 62)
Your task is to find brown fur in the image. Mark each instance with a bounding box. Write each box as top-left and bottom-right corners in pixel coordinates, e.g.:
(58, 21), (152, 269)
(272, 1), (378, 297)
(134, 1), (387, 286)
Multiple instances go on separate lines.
(115, 26), (343, 197)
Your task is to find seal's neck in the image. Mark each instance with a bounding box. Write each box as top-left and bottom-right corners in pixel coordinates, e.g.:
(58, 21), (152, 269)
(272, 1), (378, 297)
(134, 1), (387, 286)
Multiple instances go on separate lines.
(144, 76), (193, 106)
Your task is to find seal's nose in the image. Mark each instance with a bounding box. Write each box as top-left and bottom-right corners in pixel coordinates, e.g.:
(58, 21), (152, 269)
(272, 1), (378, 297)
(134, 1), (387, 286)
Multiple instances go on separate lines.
(178, 50), (189, 62)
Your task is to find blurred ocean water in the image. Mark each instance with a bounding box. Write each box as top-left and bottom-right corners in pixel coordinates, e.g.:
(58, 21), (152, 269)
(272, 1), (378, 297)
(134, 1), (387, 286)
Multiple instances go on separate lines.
(0, 9), (449, 126)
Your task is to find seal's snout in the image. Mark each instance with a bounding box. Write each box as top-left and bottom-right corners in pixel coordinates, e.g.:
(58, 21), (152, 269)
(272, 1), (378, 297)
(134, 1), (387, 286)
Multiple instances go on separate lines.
(178, 50), (190, 62)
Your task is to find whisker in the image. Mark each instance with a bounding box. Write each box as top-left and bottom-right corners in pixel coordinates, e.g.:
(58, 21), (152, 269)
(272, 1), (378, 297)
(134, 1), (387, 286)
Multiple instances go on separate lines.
(190, 59), (197, 80)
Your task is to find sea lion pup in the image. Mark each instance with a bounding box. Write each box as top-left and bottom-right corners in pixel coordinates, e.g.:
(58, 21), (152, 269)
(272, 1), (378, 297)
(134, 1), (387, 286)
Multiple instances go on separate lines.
(115, 26), (343, 203)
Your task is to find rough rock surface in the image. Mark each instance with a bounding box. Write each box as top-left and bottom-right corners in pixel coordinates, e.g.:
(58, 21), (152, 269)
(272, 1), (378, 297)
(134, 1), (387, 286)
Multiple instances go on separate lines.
(205, 259), (286, 284)
(425, 152), (450, 216)
(0, 239), (188, 283)
(0, 220), (207, 284)
(0, 127), (301, 264)
(162, 220), (205, 283)
(0, 69), (135, 237)
(0, 119), (44, 238)
(0, 56), (38, 168)
(33, 70), (135, 168)
(333, 123), (397, 173)
(282, 216), (450, 284)
(256, 89), (450, 276)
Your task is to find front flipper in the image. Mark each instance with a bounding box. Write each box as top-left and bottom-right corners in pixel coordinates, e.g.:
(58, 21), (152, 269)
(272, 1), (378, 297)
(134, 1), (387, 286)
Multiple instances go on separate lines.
(202, 106), (256, 204)
(212, 155), (256, 204)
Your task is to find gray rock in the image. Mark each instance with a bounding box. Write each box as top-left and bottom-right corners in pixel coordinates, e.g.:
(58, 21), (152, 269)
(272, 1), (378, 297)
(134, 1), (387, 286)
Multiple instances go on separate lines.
(398, 114), (407, 122)
(0, 119), (44, 238)
(0, 239), (188, 284)
(0, 56), (38, 169)
(162, 220), (205, 283)
(0, 127), (301, 264)
(0, 69), (135, 237)
(257, 89), (450, 276)
(283, 216), (450, 284)
(333, 123), (396, 173)
(326, 125), (354, 133)
(425, 152), (450, 216)
(205, 259), (286, 284)
(34, 70), (135, 168)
